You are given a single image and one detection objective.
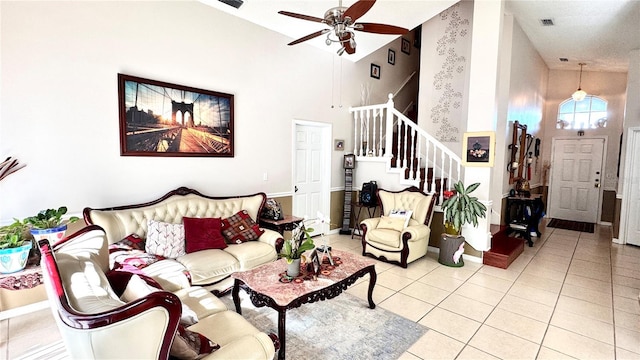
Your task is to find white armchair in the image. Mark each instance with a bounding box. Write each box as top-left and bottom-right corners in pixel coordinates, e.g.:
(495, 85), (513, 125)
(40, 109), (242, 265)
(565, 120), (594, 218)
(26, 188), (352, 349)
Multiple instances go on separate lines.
(360, 187), (436, 268)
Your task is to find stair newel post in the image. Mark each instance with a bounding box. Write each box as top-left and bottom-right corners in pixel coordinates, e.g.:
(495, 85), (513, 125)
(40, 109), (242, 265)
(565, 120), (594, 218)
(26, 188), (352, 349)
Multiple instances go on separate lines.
(385, 94), (394, 160)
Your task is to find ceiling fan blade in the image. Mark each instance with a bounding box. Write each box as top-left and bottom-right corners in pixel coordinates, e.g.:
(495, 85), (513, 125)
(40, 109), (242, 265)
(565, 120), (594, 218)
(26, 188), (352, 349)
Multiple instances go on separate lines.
(278, 11), (325, 23)
(344, 0), (376, 22)
(288, 29), (330, 46)
(354, 22), (409, 35)
(339, 33), (356, 55)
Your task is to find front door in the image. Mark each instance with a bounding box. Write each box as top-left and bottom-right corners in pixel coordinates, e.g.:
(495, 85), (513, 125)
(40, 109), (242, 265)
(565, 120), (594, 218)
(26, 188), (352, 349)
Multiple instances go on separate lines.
(293, 123), (330, 236)
(549, 138), (604, 223)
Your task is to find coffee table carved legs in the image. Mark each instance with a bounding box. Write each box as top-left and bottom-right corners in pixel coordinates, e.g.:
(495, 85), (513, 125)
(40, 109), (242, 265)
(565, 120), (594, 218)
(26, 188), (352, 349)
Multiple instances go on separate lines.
(232, 265), (376, 360)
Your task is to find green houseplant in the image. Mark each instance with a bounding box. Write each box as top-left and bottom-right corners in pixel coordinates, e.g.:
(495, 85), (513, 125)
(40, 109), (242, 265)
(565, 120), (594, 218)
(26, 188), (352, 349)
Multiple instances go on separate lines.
(438, 181), (487, 267)
(441, 181), (487, 235)
(0, 219), (33, 273)
(25, 206), (79, 244)
(279, 221), (315, 277)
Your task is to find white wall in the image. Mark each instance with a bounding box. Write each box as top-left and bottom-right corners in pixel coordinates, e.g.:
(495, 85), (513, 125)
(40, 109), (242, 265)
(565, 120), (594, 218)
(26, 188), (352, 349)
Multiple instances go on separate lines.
(0, 1), (410, 221)
(543, 70), (627, 191)
(618, 49), (640, 195)
(500, 18), (549, 194)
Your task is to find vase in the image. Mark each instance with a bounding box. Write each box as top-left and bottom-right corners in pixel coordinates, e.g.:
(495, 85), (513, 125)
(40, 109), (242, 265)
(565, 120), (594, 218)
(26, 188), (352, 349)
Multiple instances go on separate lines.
(438, 233), (465, 267)
(0, 242), (32, 274)
(30, 224), (67, 244)
(286, 258), (301, 277)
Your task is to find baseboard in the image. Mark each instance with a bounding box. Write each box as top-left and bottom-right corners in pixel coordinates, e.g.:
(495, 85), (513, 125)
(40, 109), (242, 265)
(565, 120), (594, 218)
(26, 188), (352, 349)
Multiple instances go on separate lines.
(0, 300), (49, 321)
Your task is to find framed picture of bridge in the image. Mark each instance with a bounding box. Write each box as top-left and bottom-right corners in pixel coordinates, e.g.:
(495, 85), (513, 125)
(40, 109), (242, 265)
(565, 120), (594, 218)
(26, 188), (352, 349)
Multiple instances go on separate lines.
(118, 73), (234, 157)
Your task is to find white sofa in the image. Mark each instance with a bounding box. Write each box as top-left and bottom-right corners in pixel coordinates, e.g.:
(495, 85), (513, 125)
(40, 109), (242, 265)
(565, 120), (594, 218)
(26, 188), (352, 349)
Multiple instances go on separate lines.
(38, 226), (277, 359)
(83, 187), (283, 294)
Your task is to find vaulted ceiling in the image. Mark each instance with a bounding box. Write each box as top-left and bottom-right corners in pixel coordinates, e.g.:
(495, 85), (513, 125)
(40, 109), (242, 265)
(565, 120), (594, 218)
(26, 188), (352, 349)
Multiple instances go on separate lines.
(201, 0), (640, 72)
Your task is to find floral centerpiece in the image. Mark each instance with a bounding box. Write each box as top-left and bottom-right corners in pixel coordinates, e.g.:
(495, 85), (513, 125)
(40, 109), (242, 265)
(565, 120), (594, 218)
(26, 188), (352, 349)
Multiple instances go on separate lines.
(279, 212), (330, 277)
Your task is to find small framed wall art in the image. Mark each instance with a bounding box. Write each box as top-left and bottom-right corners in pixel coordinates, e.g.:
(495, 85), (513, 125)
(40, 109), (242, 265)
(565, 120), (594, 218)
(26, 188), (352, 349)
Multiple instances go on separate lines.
(401, 38), (411, 55)
(388, 49), (395, 65)
(370, 63), (381, 79)
(462, 131), (495, 167)
(343, 154), (355, 169)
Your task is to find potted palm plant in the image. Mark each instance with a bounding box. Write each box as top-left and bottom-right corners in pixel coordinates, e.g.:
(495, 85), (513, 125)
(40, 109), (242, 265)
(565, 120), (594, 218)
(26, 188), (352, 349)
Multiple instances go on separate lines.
(25, 206), (79, 244)
(0, 219), (32, 274)
(439, 181), (487, 267)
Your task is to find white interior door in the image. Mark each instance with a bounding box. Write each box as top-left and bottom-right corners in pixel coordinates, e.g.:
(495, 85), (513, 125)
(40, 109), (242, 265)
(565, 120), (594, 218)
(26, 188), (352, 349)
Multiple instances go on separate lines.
(619, 128), (640, 245)
(293, 122), (330, 236)
(549, 138), (604, 223)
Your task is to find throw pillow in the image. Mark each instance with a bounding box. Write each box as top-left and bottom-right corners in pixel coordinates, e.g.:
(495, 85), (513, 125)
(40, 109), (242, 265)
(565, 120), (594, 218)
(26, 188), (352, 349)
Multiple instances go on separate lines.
(120, 274), (198, 326)
(389, 209), (413, 228)
(146, 220), (186, 258)
(171, 325), (220, 360)
(109, 233), (145, 252)
(221, 210), (264, 244)
(183, 217), (227, 253)
(376, 216), (406, 232)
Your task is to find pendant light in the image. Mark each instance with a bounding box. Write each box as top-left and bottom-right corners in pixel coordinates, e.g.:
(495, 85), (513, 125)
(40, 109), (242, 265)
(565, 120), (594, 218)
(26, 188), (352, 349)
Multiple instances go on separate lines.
(572, 63), (587, 101)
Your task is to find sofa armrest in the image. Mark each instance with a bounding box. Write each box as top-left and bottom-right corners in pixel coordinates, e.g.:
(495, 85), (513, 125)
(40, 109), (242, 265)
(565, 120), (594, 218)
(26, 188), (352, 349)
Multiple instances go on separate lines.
(401, 224), (431, 243)
(257, 228), (284, 253)
(39, 239), (183, 360)
(360, 217), (381, 230)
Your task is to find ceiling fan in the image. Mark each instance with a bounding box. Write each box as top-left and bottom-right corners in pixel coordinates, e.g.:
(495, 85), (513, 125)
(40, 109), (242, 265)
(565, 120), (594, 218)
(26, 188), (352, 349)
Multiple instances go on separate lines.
(278, 0), (409, 56)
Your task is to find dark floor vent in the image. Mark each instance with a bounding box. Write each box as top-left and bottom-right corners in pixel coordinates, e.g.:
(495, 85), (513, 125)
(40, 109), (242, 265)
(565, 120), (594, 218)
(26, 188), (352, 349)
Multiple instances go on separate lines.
(219, 0), (243, 9)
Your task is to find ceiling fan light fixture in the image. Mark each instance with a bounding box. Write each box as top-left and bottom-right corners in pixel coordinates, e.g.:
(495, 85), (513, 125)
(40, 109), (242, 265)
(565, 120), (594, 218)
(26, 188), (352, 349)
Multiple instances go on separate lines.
(572, 63), (588, 101)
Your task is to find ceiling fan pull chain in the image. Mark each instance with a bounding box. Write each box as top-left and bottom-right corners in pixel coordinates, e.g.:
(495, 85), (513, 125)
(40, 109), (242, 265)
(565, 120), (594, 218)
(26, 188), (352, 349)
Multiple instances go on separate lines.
(339, 57), (343, 108)
(331, 54), (336, 108)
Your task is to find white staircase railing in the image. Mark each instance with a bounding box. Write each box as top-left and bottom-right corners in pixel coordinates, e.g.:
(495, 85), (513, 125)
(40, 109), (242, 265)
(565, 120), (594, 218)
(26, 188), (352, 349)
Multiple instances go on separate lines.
(351, 94), (462, 204)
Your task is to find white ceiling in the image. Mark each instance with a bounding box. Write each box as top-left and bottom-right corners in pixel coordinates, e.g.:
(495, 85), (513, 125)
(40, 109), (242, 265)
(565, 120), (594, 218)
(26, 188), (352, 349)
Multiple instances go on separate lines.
(201, 0), (640, 72)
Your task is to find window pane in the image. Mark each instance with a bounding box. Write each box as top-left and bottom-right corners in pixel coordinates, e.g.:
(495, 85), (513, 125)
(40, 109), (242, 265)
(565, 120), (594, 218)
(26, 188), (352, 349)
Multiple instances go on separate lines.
(591, 98), (607, 111)
(574, 113), (590, 129)
(559, 100), (575, 114)
(574, 99), (591, 112)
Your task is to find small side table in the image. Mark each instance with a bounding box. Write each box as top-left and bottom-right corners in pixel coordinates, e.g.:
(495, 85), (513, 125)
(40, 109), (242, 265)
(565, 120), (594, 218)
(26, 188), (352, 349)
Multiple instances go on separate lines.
(259, 215), (304, 235)
(351, 203), (379, 238)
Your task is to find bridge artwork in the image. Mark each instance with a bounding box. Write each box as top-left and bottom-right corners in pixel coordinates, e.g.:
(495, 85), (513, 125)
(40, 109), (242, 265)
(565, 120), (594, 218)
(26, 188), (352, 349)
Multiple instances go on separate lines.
(118, 74), (234, 157)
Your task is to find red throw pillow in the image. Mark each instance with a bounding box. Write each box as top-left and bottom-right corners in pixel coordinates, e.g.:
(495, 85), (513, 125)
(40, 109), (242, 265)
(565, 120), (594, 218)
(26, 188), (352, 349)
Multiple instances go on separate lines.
(183, 217), (227, 253)
(221, 210), (264, 244)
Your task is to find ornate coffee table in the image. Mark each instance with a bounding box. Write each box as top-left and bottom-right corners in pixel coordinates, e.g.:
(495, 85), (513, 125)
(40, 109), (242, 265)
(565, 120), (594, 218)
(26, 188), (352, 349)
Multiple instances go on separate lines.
(231, 249), (376, 360)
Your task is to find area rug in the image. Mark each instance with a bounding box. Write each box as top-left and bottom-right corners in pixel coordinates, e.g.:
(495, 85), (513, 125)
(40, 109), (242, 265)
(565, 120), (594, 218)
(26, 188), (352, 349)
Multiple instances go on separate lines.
(222, 292), (428, 360)
(547, 218), (595, 233)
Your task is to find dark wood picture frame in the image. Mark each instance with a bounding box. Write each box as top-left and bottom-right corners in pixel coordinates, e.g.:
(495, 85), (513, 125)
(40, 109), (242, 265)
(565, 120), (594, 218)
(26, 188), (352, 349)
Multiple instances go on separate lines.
(370, 63), (381, 79)
(401, 38), (411, 55)
(118, 73), (234, 157)
(388, 49), (395, 65)
(344, 154), (355, 169)
(308, 249), (321, 275)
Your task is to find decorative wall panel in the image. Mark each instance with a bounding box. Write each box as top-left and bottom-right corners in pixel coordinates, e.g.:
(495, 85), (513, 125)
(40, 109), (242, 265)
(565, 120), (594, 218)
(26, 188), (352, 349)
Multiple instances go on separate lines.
(429, 3), (471, 142)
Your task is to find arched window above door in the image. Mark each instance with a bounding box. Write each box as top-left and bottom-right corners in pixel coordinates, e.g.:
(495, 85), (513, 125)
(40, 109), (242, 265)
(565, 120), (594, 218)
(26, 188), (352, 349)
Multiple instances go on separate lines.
(556, 96), (608, 129)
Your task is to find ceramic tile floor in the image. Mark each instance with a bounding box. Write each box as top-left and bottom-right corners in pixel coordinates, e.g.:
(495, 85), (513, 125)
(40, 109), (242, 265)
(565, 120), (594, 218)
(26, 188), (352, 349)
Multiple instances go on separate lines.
(2, 221), (639, 359)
